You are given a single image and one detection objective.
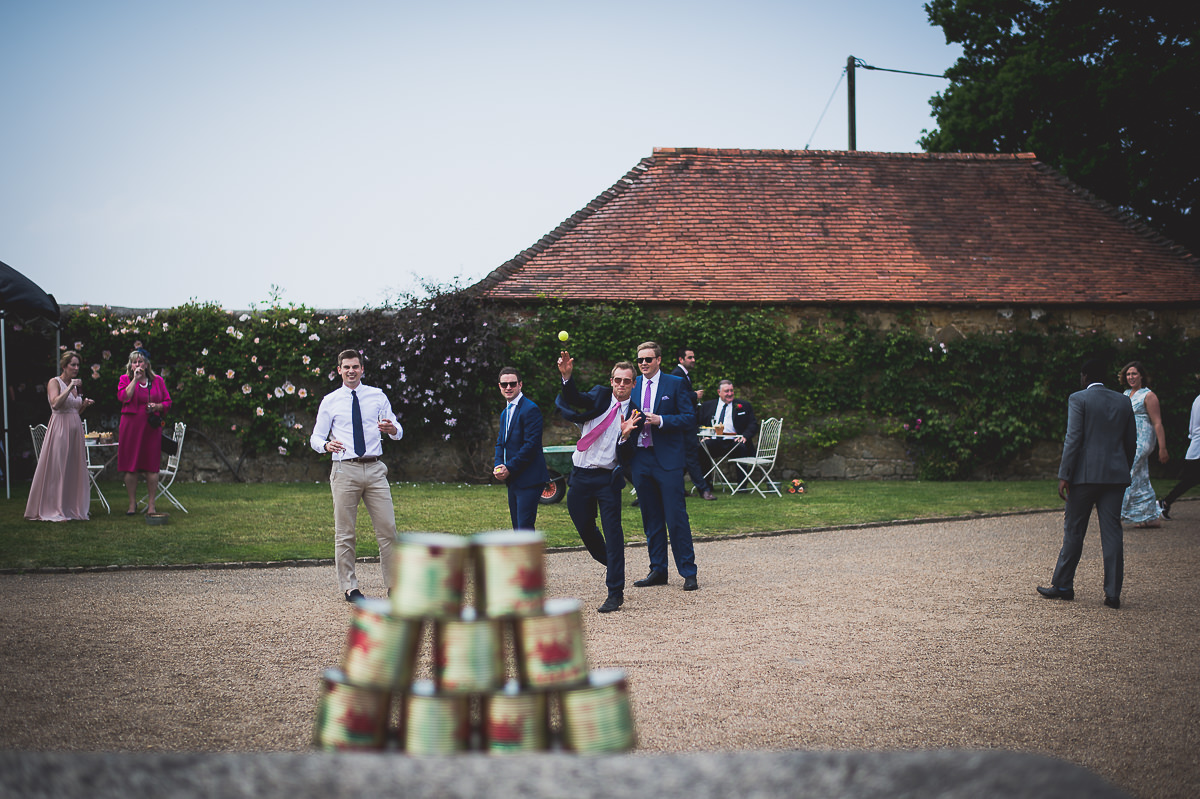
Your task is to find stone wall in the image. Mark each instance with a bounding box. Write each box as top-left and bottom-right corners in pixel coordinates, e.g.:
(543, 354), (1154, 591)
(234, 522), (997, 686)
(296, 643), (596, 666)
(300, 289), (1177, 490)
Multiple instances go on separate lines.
(147, 419), (1062, 485)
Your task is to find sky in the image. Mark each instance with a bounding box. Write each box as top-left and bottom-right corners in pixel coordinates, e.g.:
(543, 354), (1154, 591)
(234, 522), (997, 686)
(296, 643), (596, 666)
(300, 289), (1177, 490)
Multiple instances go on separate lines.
(2, 0), (962, 311)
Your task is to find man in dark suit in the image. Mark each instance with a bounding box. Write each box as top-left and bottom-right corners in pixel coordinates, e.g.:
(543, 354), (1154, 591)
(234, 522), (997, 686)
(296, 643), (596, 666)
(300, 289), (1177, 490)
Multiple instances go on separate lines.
(494, 366), (550, 530)
(556, 352), (639, 613)
(626, 341), (700, 591)
(671, 347), (716, 501)
(699, 379), (759, 460)
(1039, 358), (1136, 609)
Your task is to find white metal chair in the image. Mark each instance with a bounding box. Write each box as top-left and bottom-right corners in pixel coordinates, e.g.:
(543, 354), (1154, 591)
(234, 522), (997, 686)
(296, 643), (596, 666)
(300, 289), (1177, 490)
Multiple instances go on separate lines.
(81, 421), (111, 514)
(30, 424), (47, 460)
(729, 417), (784, 497)
(140, 421), (188, 513)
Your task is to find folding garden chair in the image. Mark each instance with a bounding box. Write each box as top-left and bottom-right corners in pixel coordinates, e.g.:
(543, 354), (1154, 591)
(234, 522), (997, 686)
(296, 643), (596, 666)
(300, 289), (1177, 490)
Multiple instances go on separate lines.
(729, 417), (783, 497)
(140, 422), (188, 513)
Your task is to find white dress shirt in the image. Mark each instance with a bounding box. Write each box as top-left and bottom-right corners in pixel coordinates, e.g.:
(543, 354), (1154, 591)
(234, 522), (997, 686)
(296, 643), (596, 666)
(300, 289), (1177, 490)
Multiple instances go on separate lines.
(501, 393), (524, 443)
(572, 397), (630, 470)
(712, 400), (738, 434)
(1187, 393), (1200, 461)
(310, 383), (402, 460)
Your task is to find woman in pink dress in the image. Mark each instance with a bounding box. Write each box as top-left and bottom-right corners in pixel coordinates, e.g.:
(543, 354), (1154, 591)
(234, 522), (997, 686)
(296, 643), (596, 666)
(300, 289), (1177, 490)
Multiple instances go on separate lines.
(25, 351), (96, 521)
(117, 350), (172, 515)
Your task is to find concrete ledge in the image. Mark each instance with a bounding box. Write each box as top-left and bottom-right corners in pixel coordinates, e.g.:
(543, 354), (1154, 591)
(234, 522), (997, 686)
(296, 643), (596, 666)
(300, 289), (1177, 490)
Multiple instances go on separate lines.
(0, 749), (1130, 799)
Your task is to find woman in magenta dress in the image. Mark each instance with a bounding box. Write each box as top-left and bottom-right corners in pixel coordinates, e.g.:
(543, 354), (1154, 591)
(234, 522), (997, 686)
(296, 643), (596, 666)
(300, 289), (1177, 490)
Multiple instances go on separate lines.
(117, 349), (171, 515)
(25, 351), (96, 521)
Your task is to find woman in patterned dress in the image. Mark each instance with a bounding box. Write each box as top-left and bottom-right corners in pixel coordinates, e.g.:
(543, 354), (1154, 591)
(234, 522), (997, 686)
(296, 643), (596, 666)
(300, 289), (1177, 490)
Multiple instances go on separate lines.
(1119, 361), (1168, 528)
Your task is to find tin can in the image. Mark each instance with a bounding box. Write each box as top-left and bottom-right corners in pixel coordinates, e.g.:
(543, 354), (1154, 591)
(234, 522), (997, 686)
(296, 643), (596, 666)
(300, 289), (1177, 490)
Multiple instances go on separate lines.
(515, 598), (588, 689)
(484, 681), (548, 754)
(471, 530), (545, 617)
(560, 669), (636, 754)
(339, 598), (420, 690)
(391, 532), (468, 619)
(404, 680), (470, 754)
(312, 668), (391, 751)
(435, 607), (505, 694)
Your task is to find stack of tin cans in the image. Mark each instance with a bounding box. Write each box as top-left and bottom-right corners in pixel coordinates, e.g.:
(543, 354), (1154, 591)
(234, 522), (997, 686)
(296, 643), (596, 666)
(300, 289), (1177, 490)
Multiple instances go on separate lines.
(313, 530), (636, 754)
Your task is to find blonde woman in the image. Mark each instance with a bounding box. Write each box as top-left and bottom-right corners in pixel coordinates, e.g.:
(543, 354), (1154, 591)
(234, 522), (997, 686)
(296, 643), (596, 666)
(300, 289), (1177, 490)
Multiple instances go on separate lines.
(25, 351), (95, 521)
(1119, 361), (1168, 528)
(117, 349), (172, 515)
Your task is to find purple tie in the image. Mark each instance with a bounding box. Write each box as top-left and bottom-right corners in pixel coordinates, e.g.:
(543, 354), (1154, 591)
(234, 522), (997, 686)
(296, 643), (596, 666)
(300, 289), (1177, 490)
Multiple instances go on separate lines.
(639, 378), (653, 447)
(577, 403), (620, 451)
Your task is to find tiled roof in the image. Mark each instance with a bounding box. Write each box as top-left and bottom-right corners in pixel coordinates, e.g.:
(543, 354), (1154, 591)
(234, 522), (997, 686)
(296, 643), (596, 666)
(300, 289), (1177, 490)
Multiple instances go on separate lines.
(473, 148), (1199, 305)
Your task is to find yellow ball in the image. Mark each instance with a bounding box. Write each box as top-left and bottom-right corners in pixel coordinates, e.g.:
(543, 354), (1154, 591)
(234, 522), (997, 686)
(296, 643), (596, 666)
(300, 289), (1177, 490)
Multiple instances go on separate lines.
(558, 330), (569, 342)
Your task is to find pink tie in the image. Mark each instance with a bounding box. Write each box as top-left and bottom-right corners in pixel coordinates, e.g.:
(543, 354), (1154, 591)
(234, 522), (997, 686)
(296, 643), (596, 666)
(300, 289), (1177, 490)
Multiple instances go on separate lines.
(576, 403), (620, 451)
(639, 378), (653, 447)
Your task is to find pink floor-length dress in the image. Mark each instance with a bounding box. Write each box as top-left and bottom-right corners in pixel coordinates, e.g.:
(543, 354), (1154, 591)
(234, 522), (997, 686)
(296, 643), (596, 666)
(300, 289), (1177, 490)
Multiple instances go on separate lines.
(24, 377), (90, 521)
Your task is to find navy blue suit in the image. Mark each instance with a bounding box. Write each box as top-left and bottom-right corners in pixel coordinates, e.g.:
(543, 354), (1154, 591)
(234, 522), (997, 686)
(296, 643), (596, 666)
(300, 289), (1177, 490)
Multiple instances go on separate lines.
(495, 395), (550, 530)
(671, 364), (711, 493)
(558, 378), (630, 595)
(626, 371), (698, 579)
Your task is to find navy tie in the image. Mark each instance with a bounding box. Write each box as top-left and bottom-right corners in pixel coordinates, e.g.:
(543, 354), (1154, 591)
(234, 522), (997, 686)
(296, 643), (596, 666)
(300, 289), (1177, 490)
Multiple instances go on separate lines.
(351, 390), (367, 457)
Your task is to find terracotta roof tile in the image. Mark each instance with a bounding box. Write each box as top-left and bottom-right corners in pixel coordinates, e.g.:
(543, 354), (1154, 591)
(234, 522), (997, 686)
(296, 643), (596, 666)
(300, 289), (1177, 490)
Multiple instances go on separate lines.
(473, 149), (1199, 305)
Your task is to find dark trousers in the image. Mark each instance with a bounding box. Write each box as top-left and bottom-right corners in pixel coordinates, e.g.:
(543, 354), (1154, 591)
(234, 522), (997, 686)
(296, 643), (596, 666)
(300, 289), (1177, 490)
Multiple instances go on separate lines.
(507, 484), (542, 530)
(1052, 482), (1125, 599)
(630, 456), (697, 578)
(1163, 458), (1200, 505)
(683, 431), (711, 493)
(567, 467), (626, 595)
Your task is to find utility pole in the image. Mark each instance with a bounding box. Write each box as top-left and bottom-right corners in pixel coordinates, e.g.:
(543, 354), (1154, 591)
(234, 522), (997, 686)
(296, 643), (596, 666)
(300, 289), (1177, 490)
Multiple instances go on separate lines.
(845, 56), (946, 152)
(847, 55), (857, 151)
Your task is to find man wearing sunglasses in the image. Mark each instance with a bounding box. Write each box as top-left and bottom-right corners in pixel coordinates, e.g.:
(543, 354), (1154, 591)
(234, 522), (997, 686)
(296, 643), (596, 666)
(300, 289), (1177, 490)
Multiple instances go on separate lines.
(627, 341), (700, 592)
(556, 351), (641, 612)
(494, 367), (550, 530)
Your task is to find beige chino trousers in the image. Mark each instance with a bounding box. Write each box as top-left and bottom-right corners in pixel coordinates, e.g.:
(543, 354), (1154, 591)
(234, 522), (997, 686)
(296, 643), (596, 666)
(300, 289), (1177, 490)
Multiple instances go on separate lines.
(330, 460), (397, 592)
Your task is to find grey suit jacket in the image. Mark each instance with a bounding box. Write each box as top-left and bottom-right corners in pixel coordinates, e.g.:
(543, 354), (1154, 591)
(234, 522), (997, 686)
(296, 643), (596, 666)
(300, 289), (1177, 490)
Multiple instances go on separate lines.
(1057, 384), (1137, 486)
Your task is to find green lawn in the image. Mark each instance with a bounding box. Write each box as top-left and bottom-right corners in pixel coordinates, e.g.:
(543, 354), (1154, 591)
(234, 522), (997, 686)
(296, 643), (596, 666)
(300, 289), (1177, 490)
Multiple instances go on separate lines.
(1, 478), (1177, 571)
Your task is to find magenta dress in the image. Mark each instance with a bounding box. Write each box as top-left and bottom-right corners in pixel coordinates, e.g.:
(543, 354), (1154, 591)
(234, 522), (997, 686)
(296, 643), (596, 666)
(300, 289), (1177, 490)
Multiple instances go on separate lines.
(25, 377), (90, 521)
(117, 374), (172, 473)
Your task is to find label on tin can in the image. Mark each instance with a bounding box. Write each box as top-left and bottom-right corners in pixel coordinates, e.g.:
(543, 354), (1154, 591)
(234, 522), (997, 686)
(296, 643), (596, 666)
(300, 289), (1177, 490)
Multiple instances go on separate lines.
(561, 669), (636, 754)
(516, 598), (588, 689)
(435, 611), (505, 694)
(340, 598), (420, 690)
(405, 681), (470, 754)
(313, 668), (391, 752)
(485, 689), (547, 754)
(471, 530), (546, 617)
(391, 533), (468, 619)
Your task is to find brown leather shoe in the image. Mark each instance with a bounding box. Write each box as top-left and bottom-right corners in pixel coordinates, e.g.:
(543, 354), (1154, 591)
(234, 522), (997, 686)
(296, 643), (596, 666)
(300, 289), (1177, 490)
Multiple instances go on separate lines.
(701, 490), (716, 500)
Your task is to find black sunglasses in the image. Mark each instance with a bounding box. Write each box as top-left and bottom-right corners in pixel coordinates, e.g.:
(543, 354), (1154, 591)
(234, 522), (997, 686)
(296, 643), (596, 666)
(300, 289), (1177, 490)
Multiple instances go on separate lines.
(499, 381), (519, 388)
(636, 356), (657, 364)
(610, 377), (634, 385)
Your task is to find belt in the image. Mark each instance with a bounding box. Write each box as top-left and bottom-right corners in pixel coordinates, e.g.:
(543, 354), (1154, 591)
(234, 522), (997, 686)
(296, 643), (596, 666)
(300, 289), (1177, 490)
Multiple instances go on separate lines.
(574, 466), (614, 474)
(340, 456), (380, 464)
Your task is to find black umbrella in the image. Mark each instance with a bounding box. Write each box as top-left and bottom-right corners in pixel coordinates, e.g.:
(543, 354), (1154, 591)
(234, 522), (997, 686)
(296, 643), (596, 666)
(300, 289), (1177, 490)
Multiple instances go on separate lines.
(1, 260), (61, 498)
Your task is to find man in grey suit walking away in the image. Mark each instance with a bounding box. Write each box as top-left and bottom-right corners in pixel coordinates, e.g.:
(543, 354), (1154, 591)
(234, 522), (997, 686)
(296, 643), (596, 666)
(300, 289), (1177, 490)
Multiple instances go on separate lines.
(1039, 359), (1136, 609)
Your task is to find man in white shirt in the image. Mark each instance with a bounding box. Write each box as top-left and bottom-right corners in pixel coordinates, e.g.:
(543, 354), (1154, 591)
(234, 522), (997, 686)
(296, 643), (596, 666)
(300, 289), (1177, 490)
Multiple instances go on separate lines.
(310, 350), (403, 602)
(556, 352), (640, 612)
(1160, 390), (1200, 518)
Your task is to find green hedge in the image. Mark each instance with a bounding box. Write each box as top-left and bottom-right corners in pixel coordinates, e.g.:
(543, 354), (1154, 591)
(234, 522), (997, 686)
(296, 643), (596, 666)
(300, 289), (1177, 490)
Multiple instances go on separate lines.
(13, 293), (1196, 482)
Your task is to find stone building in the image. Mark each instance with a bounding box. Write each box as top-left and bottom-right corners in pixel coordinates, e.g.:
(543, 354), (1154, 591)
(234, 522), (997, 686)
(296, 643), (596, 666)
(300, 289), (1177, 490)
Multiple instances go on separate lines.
(471, 147), (1200, 479)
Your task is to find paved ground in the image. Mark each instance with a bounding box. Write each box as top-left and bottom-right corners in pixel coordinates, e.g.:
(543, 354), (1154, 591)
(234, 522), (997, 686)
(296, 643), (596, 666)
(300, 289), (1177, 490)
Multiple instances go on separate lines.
(1, 502), (1196, 799)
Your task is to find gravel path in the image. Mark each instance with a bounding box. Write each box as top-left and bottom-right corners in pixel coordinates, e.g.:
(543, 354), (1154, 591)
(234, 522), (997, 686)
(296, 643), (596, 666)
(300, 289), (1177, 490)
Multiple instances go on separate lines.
(1, 504), (1197, 799)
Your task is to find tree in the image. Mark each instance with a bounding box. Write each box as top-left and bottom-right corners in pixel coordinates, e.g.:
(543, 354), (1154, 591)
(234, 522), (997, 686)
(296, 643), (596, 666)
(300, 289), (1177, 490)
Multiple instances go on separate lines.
(920, 1), (1199, 254)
